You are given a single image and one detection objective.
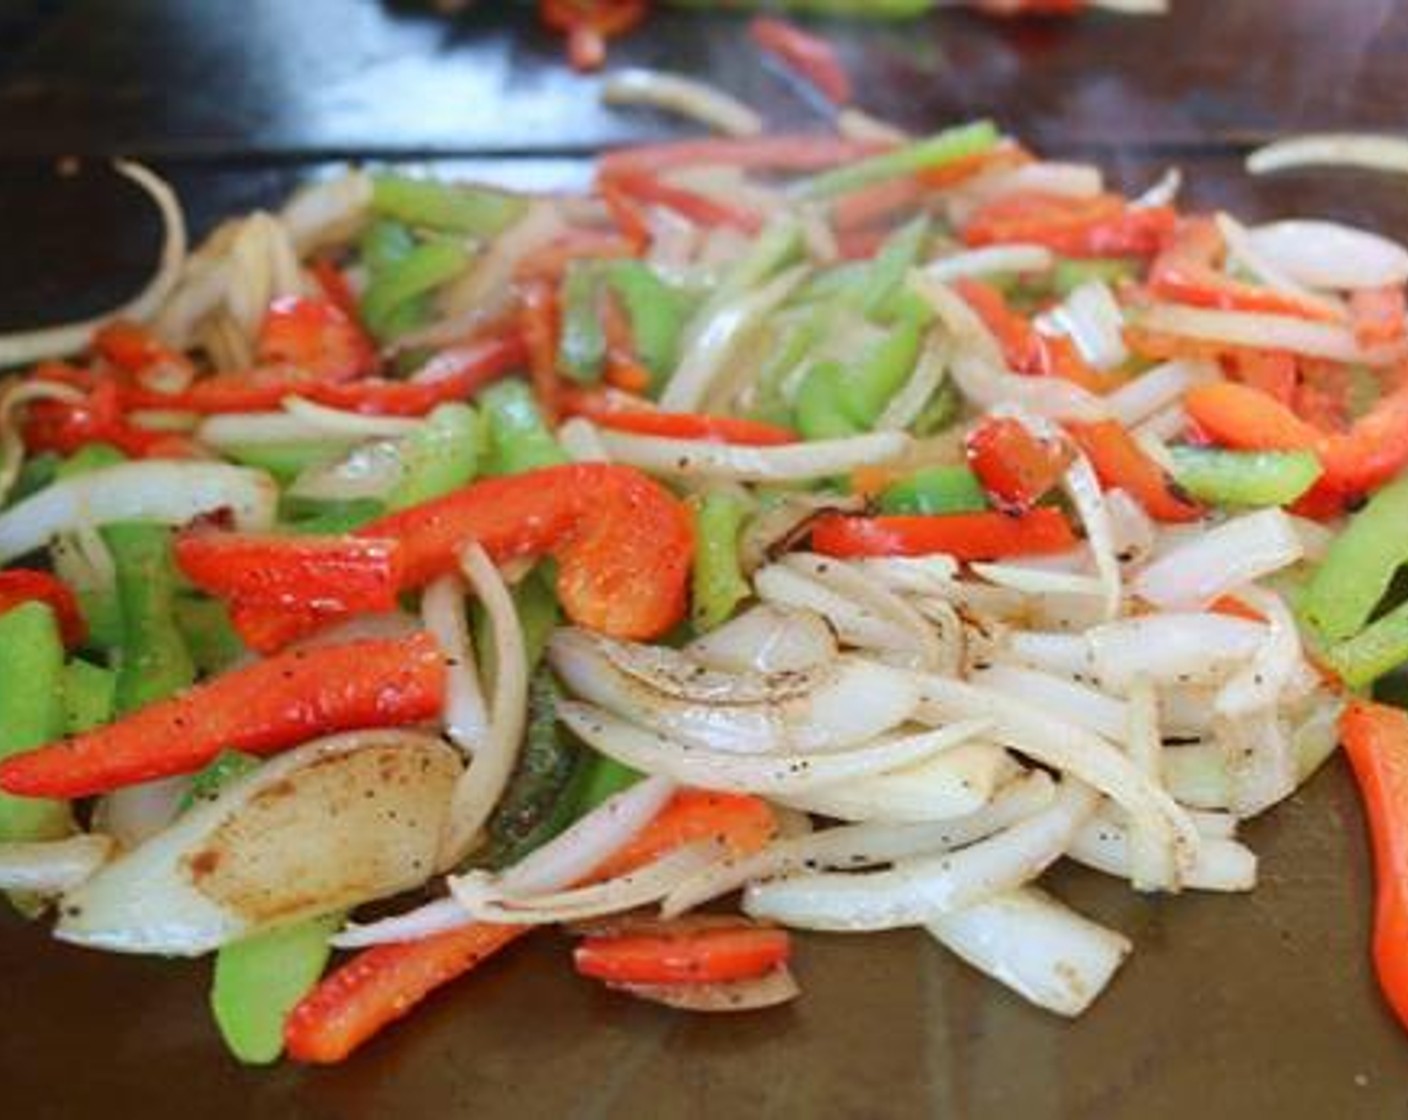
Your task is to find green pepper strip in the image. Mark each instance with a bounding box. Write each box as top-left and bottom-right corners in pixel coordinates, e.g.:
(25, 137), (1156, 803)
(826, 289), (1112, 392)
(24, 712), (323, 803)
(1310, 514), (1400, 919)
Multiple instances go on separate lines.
(102, 522), (197, 715)
(361, 239), (471, 341)
(1324, 600), (1408, 690)
(0, 602), (71, 848)
(796, 361), (861, 441)
(714, 217), (804, 307)
(838, 305), (928, 426)
(174, 598), (246, 676)
(280, 497), (386, 536)
(862, 215), (930, 321)
(691, 491), (750, 632)
(371, 175), (527, 238)
(793, 120), (1000, 201)
(1169, 446), (1322, 508)
(62, 659), (116, 735)
(879, 465), (990, 515)
(606, 261), (689, 385)
(1301, 472), (1408, 644)
(221, 441), (345, 483)
(360, 218), (417, 274)
(480, 381), (568, 476)
(1051, 257), (1139, 297)
(558, 262), (608, 384)
(387, 403), (482, 512)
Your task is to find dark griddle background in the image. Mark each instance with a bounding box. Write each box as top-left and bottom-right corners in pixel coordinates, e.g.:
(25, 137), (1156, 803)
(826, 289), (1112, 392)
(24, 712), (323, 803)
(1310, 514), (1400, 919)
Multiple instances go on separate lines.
(2, 2), (1408, 1117)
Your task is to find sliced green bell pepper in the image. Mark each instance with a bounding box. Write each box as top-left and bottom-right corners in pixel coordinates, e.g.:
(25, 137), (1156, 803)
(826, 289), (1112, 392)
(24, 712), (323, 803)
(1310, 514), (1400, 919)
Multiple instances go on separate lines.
(691, 491), (750, 632)
(1169, 446), (1322, 508)
(793, 120), (1000, 201)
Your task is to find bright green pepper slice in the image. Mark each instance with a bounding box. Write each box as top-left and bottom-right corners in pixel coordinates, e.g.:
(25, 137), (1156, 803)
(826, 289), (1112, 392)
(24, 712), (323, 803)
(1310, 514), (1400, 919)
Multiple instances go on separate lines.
(371, 175), (527, 238)
(691, 491), (750, 632)
(794, 120), (1000, 201)
(387, 403), (482, 512)
(480, 382), (568, 476)
(0, 602), (71, 848)
(879, 466), (990, 515)
(1169, 446), (1322, 508)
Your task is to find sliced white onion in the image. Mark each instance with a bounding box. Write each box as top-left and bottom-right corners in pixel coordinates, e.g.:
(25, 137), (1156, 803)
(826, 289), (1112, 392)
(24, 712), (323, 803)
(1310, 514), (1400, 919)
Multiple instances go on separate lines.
(970, 562), (1104, 600)
(927, 887), (1131, 1017)
(1138, 302), (1400, 365)
(743, 780), (1099, 931)
(753, 562), (928, 666)
(835, 107), (909, 144)
(557, 417), (612, 463)
(1245, 218), (1408, 291)
(1069, 812), (1256, 892)
(1164, 742), (1232, 811)
(1247, 133), (1408, 177)
(0, 161), (186, 368)
(922, 244), (1055, 283)
(1107, 358), (1215, 427)
(915, 676), (1201, 884)
(854, 555), (961, 595)
(1216, 212), (1346, 318)
(197, 411), (361, 450)
(282, 396), (421, 438)
(550, 628), (919, 754)
(1104, 488), (1157, 567)
(438, 544), (529, 868)
(421, 574), (489, 754)
(1063, 451), (1122, 620)
(279, 170), (373, 256)
(1044, 280), (1129, 371)
(775, 742), (1018, 824)
(974, 664), (1129, 742)
(449, 841), (721, 925)
(1003, 630), (1092, 678)
(93, 776), (192, 850)
(1218, 709), (1297, 819)
(1122, 676), (1172, 890)
(560, 702), (991, 796)
(0, 460), (277, 563)
(662, 770), (1055, 917)
(598, 428), (908, 484)
(602, 69), (763, 137)
(1214, 586), (1303, 719)
(686, 605), (838, 675)
(1132, 166), (1182, 208)
(660, 265), (807, 411)
(1133, 509), (1302, 610)
(286, 438), (404, 502)
(1086, 614), (1266, 692)
(0, 835), (115, 895)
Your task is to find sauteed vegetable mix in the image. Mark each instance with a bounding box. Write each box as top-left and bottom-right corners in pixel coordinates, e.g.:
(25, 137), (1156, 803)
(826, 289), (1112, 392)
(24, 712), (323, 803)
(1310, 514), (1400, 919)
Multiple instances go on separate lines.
(2, 89), (1408, 1067)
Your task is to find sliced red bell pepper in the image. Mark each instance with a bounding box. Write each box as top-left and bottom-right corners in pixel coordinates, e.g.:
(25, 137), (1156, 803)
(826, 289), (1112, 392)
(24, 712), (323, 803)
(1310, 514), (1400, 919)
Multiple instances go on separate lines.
(23, 377), (169, 459)
(1225, 349), (1297, 407)
(560, 388), (797, 446)
(93, 320), (196, 392)
(121, 334), (526, 417)
(0, 570), (86, 649)
(310, 257), (363, 323)
(810, 509), (1078, 560)
(750, 17), (851, 106)
(603, 172), (763, 234)
(1149, 216), (1341, 322)
(955, 279), (1107, 392)
(231, 464), (693, 651)
(1184, 381), (1322, 454)
(1293, 358), (1353, 432)
(518, 279), (563, 422)
(962, 191), (1176, 258)
(1351, 285), (1408, 350)
(598, 136), (887, 181)
(256, 295), (378, 383)
(575, 922), (791, 985)
(599, 178), (652, 252)
(964, 415), (1072, 512)
(283, 787), (776, 1063)
(600, 295), (653, 394)
(1339, 699), (1408, 1034)
(174, 532), (404, 614)
(0, 633), (445, 799)
(1066, 418), (1204, 523)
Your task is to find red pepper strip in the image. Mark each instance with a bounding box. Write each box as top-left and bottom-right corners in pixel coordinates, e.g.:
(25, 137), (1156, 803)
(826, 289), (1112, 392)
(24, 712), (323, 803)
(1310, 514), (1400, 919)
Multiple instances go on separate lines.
(1352, 285), (1408, 350)
(310, 257), (363, 323)
(283, 788), (776, 1064)
(1339, 699), (1408, 1034)
(1320, 383), (1408, 496)
(965, 415), (1072, 513)
(599, 178), (652, 252)
(598, 136), (888, 181)
(518, 279), (563, 422)
(93, 320), (196, 393)
(831, 178), (924, 235)
(600, 295), (653, 394)
(256, 295), (378, 383)
(749, 17), (851, 106)
(962, 191), (1176, 258)
(174, 532), (403, 614)
(0, 570), (86, 648)
(576, 923), (791, 985)
(914, 142), (1032, 190)
(1066, 419), (1204, 523)
(1149, 216), (1341, 322)
(0, 633), (445, 799)
(1225, 349), (1297, 407)
(604, 172), (763, 234)
(1294, 358), (1353, 432)
(23, 378), (171, 458)
(811, 509), (1078, 561)
(1184, 381), (1322, 454)
(121, 335), (527, 417)
(559, 388), (797, 446)
(954, 279), (1108, 393)
(231, 463), (694, 651)
(539, 0), (647, 72)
